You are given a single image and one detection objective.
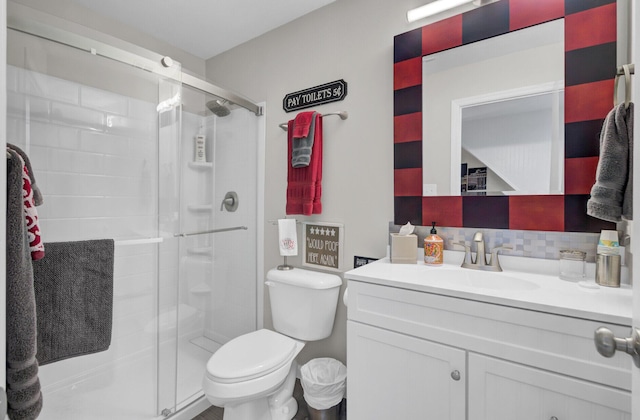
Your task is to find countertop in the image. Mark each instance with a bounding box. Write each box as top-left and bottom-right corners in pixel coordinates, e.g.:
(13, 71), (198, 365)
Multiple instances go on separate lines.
(345, 255), (633, 326)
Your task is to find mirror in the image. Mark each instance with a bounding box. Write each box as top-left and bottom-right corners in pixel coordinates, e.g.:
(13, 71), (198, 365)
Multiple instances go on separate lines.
(422, 19), (564, 196)
(393, 0), (618, 232)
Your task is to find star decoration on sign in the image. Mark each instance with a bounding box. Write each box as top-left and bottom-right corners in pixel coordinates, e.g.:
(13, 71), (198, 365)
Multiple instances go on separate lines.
(310, 226), (337, 236)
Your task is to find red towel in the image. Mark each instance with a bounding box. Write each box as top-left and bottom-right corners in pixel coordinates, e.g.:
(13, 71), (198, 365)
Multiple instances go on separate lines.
(286, 113), (323, 215)
(292, 111), (316, 138)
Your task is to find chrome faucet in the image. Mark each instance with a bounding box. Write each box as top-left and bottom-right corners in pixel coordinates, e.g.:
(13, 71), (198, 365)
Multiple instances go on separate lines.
(473, 231), (487, 267)
(454, 231), (513, 272)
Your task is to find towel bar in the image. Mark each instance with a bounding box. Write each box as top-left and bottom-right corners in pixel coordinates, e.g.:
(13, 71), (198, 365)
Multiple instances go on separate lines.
(279, 111), (348, 131)
(268, 219), (301, 225)
(174, 225), (248, 238)
(115, 237), (164, 246)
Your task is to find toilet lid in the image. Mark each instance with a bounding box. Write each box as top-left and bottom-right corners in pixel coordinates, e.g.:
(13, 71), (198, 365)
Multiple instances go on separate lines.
(206, 329), (297, 383)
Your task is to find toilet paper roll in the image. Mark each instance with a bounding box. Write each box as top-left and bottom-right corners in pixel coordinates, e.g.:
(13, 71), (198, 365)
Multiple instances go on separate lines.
(278, 219), (298, 256)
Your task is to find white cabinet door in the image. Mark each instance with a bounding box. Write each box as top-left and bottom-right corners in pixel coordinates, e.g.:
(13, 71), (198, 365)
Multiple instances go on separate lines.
(347, 321), (466, 420)
(469, 353), (631, 420)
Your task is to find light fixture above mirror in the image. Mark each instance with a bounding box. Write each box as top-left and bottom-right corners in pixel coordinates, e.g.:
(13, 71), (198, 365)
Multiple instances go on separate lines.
(407, 0), (497, 22)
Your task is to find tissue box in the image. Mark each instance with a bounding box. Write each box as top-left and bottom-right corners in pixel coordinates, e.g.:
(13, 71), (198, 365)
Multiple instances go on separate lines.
(390, 233), (417, 264)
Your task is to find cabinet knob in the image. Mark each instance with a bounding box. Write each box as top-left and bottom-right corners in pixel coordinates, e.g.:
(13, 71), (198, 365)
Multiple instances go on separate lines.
(450, 370), (461, 381)
(550, 417), (558, 420)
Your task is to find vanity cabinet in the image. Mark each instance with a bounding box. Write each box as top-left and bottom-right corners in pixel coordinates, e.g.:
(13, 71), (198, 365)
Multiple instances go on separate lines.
(347, 321), (465, 419)
(469, 354), (630, 420)
(345, 278), (632, 420)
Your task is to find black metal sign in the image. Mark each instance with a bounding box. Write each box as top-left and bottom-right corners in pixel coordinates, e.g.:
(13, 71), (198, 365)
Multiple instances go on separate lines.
(283, 80), (347, 112)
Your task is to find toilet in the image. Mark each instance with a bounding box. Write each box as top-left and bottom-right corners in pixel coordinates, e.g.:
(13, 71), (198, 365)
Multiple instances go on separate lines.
(202, 267), (342, 420)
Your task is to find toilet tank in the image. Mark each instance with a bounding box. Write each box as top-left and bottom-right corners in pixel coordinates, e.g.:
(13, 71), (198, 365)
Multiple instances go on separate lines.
(266, 268), (342, 341)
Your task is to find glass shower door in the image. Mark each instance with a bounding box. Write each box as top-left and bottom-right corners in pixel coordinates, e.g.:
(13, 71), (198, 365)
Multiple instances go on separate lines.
(7, 15), (262, 419)
(7, 23), (184, 420)
(172, 86), (261, 412)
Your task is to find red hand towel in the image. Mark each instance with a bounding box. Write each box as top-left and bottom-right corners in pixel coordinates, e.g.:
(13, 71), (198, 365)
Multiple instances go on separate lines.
(286, 114), (323, 215)
(292, 111), (316, 138)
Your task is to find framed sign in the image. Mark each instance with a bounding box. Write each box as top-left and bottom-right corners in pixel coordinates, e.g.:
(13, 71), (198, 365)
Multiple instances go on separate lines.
(283, 80), (347, 112)
(302, 222), (344, 271)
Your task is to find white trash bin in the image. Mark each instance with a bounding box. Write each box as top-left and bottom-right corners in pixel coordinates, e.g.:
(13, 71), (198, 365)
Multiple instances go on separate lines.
(301, 358), (347, 420)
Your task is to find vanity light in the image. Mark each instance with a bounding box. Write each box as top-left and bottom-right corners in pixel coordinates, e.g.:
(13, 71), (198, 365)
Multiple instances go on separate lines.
(407, 0), (494, 22)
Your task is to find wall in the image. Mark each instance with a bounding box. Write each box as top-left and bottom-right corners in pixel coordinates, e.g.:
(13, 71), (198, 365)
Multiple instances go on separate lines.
(205, 0), (447, 365)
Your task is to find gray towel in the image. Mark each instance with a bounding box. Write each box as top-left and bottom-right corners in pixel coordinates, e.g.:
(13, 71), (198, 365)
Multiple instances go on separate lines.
(587, 103), (634, 222)
(291, 112), (317, 168)
(7, 143), (43, 206)
(6, 149), (43, 420)
(33, 239), (115, 365)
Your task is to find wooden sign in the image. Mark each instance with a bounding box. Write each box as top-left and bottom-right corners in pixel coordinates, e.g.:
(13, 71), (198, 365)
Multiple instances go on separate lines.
(283, 80), (347, 112)
(303, 222), (344, 271)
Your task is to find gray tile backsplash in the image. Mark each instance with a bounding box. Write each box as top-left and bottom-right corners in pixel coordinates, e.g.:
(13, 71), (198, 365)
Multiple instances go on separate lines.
(390, 222), (601, 262)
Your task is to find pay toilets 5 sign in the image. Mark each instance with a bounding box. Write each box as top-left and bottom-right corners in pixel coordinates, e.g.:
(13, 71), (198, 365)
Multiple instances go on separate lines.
(303, 222), (344, 271)
(283, 80), (348, 112)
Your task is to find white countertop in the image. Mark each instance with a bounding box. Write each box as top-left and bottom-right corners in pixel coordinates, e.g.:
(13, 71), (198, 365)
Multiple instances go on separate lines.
(345, 254), (632, 326)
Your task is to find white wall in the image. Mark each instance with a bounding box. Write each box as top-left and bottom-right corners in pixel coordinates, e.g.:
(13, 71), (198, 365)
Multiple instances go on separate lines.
(205, 0), (438, 365)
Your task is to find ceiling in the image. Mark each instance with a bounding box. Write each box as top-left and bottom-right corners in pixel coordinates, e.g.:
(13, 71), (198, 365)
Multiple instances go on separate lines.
(69, 0), (336, 60)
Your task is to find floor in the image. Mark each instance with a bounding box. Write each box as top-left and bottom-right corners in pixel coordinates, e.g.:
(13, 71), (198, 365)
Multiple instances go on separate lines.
(192, 379), (347, 420)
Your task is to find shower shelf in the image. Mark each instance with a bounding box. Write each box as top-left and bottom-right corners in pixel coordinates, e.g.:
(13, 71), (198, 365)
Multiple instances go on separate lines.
(187, 204), (213, 212)
(188, 161), (213, 170)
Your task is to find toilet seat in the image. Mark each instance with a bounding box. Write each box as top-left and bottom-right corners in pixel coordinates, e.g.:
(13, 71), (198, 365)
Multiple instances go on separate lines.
(206, 329), (297, 384)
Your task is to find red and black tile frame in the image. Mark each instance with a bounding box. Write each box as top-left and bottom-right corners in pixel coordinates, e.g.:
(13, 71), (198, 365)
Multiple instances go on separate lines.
(393, 0), (617, 232)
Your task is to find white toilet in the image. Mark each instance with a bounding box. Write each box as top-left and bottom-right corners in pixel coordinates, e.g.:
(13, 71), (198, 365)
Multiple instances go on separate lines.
(202, 267), (342, 420)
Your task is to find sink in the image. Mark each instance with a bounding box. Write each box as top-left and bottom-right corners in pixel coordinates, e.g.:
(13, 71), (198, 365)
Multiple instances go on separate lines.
(425, 268), (539, 291)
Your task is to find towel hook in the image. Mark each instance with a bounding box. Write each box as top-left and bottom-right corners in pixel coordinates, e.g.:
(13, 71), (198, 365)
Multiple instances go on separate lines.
(624, 64), (632, 109)
(614, 64), (635, 109)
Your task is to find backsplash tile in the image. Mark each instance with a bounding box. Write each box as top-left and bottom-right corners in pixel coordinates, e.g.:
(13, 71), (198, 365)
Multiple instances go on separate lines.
(390, 222), (600, 262)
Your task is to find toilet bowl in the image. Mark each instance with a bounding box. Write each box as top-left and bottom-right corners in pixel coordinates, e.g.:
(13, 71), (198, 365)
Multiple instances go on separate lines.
(203, 268), (342, 420)
(203, 329), (305, 420)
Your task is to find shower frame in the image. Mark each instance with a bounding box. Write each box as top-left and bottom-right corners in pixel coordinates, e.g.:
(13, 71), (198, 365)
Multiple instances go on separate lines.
(7, 15), (264, 117)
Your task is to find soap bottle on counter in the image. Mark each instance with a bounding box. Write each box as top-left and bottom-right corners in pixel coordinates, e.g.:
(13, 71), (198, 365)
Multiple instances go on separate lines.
(424, 222), (443, 266)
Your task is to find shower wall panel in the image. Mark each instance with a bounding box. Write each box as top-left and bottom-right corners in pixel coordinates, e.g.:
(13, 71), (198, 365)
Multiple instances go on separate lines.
(208, 109), (258, 344)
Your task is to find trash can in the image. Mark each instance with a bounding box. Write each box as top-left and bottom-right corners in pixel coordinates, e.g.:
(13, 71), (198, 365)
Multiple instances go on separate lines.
(300, 358), (347, 420)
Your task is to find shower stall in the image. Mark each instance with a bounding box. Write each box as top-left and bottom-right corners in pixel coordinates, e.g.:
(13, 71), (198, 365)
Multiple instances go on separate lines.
(6, 12), (264, 420)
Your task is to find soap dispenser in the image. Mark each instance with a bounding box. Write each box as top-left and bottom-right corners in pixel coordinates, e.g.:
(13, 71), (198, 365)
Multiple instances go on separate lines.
(424, 222), (443, 266)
